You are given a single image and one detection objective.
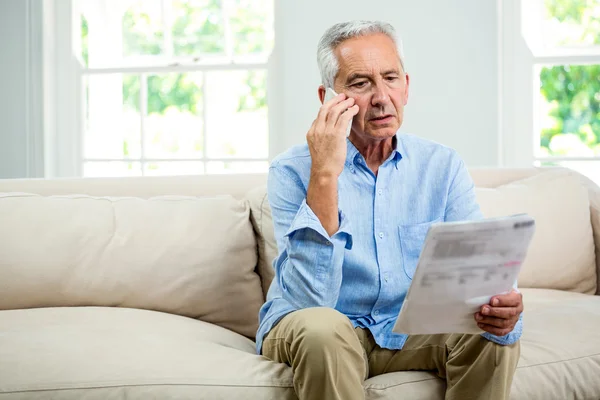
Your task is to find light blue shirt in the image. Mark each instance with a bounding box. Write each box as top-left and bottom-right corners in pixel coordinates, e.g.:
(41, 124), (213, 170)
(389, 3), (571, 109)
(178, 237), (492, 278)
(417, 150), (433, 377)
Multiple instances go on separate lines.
(256, 133), (522, 354)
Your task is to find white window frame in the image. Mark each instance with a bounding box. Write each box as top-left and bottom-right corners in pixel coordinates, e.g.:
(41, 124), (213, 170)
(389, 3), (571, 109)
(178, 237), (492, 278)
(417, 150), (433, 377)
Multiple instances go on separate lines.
(43, 0), (273, 178)
(499, 0), (600, 168)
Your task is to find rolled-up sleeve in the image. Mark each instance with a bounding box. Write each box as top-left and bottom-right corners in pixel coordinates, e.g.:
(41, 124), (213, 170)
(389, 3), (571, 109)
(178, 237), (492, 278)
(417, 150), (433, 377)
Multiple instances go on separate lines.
(268, 164), (352, 309)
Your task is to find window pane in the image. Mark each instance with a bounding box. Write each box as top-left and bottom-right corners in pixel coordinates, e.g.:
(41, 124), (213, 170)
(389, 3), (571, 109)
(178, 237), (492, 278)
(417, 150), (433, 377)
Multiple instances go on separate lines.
(84, 74), (142, 159)
(205, 70), (268, 159)
(231, 0), (274, 57)
(144, 72), (204, 159)
(537, 64), (600, 157)
(537, 160), (600, 184)
(123, 0), (165, 59)
(77, 0), (165, 67)
(79, 0), (274, 66)
(206, 161), (268, 174)
(144, 161), (205, 176)
(543, 0), (600, 47)
(84, 162), (142, 177)
(172, 0), (225, 57)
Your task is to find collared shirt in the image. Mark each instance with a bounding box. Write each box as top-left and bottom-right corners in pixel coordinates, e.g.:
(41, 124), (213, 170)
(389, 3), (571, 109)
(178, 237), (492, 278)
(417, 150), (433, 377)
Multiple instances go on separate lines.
(256, 133), (523, 354)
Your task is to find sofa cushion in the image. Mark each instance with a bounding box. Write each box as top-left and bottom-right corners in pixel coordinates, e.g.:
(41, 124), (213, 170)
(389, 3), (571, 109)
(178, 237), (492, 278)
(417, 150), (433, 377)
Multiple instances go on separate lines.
(575, 173), (600, 295)
(0, 193), (263, 338)
(475, 169), (597, 294)
(246, 184), (277, 298)
(1, 290), (598, 400)
(511, 288), (600, 399)
(0, 307), (295, 399)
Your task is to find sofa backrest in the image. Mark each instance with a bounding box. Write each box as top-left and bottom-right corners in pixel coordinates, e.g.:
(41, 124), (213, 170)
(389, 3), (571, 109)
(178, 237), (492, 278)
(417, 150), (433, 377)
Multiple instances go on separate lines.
(1, 166), (598, 335)
(0, 174), (267, 199)
(247, 167), (600, 298)
(0, 176), (268, 339)
(471, 167), (600, 295)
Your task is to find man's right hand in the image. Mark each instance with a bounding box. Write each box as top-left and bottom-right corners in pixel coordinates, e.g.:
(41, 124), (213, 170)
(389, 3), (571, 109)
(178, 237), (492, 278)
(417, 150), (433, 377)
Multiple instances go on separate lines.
(307, 93), (359, 178)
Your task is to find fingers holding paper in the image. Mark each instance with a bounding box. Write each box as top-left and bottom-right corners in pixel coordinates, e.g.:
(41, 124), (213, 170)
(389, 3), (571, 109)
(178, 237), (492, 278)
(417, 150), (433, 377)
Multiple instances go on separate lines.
(474, 289), (523, 336)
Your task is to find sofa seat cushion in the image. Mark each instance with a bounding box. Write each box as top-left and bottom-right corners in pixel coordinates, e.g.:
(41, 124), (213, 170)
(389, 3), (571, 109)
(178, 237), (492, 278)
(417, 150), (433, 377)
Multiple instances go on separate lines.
(511, 288), (600, 399)
(0, 307), (295, 400)
(1, 288), (598, 400)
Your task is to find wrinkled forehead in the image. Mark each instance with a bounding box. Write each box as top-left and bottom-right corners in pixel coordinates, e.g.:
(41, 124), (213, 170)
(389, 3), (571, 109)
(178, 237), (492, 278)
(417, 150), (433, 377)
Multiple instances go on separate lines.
(334, 34), (403, 79)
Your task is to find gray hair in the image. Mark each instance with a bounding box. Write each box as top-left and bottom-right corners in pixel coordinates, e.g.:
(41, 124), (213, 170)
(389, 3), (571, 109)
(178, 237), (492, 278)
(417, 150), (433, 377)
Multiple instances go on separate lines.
(317, 20), (406, 88)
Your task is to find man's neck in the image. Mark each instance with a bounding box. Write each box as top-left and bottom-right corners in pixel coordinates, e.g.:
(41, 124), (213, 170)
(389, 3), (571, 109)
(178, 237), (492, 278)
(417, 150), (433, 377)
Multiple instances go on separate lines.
(350, 135), (396, 174)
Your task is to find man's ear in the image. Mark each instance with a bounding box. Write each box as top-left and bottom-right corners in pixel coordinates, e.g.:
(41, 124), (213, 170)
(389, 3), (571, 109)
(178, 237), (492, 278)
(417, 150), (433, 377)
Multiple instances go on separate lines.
(318, 85), (326, 104)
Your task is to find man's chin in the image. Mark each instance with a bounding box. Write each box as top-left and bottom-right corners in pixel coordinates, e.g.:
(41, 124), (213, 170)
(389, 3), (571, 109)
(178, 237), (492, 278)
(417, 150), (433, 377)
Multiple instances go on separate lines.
(364, 125), (400, 138)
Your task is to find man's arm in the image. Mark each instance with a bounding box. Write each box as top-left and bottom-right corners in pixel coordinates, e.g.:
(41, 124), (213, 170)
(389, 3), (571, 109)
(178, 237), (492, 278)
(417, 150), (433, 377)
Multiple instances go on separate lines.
(445, 155), (523, 345)
(268, 92), (358, 309)
(268, 165), (352, 309)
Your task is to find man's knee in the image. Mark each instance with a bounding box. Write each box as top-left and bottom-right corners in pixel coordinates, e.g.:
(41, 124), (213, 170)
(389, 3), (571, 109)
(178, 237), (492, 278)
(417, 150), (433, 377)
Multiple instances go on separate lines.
(290, 308), (366, 377)
(451, 334), (520, 367)
(290, 307), (358, 351)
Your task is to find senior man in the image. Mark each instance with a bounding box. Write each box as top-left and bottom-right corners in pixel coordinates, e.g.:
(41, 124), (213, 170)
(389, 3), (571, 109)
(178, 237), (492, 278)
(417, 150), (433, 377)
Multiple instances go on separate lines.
(257, 20), (523, 400)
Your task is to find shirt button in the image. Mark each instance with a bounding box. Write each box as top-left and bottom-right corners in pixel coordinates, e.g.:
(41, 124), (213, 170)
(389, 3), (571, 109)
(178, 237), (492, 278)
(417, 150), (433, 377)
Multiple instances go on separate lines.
(378, 232), (384, 239)
(374, 310), (379, 316)
(384, 275), (389, 282)
(378, 189), (383, 195)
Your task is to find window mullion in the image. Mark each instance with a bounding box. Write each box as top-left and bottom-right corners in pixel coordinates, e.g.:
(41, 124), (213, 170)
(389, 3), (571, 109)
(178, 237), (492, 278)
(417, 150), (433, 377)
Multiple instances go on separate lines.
(83, 158), (269, 162)
(81, 62), (267, 75)
(222, 0), (234, 60)
(140, 73), (148, 175)
(202, 72), (208, 173)
(161, 0), (174, 59)
(532, 53), (600, 65)
(535, 156), (600, 162)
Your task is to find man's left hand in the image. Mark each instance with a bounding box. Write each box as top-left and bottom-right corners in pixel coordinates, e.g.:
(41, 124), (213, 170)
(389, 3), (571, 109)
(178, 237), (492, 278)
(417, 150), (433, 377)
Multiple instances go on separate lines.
(474, 289), (523, 336)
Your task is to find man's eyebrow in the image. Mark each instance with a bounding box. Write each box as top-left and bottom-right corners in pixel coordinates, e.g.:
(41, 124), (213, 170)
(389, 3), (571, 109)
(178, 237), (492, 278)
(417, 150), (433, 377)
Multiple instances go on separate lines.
(346, 73), (371, 82)
(382, 69), (400, 75)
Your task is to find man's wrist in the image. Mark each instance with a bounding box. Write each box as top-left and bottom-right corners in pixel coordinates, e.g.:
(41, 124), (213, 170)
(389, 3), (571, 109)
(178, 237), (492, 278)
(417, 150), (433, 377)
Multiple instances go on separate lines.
(307, 170), (339, 237)
(309, 170), (338, 186)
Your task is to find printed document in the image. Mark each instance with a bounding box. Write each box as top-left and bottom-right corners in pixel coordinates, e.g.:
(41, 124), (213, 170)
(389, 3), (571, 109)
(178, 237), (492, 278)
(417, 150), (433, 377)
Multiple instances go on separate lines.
(393, 214), (536, 335)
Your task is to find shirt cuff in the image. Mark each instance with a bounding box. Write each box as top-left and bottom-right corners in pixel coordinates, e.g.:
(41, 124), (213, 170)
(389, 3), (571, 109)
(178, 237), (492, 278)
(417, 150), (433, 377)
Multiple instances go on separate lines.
(481, 313), (523, 346)
(285, 199), (353, 250)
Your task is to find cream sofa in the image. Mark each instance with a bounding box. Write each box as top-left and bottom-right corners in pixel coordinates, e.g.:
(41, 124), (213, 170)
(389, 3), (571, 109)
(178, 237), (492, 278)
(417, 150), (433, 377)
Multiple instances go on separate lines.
(0, 167), (599, 400)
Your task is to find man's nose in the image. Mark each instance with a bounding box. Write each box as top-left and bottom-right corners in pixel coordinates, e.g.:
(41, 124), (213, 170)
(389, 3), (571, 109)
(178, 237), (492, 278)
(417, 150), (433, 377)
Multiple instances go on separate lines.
(371, 83), (391, 106)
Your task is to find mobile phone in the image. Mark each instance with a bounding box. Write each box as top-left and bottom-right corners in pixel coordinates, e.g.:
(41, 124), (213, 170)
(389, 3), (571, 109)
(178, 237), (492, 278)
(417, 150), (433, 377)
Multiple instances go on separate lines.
(324, 88), (353, 137)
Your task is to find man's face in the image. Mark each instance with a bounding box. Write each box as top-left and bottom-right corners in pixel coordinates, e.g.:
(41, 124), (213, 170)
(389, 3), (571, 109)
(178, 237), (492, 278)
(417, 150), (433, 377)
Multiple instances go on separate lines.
(331, 33), (409, 140)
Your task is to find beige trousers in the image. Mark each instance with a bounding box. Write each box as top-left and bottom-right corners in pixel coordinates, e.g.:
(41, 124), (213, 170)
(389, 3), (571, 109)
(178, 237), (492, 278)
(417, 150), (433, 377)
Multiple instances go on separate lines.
(262, 307), (520, 400)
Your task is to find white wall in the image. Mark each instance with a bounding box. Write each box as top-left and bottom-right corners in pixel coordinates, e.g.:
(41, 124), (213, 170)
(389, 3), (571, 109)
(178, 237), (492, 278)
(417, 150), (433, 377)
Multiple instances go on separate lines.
(0, 0), (43, 179)
(269, 0), (500, 167)
(0, 1), (29, 178)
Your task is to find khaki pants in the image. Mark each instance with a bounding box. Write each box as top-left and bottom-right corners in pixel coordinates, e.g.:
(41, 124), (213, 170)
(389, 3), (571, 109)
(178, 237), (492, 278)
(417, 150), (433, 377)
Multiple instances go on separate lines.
(262, 307), (520, 400)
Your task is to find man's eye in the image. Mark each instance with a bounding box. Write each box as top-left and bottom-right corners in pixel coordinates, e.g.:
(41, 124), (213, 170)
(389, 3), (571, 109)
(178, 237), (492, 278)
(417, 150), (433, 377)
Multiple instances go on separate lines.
(386, 76), (398, 81)
(353, 81), (367, 88)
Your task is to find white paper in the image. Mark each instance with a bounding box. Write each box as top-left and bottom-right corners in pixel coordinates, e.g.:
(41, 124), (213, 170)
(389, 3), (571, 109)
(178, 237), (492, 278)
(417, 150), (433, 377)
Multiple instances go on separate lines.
(393, 214), (535, 335)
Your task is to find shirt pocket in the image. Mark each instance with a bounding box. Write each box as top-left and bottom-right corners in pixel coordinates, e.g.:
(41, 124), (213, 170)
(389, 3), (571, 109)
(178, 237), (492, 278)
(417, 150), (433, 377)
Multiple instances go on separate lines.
(398, 218), (442, 279)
